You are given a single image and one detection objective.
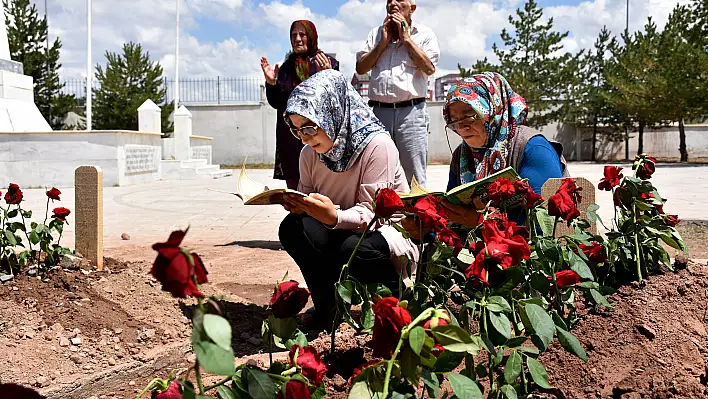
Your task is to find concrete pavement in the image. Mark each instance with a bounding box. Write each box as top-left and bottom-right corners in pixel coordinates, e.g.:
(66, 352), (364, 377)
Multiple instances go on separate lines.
(10, 162), (707, 252)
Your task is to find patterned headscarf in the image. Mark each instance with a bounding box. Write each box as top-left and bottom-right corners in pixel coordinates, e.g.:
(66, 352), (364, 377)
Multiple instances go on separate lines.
(285, 69), (387, 173)
(290, 20), (319, 84)
(443, 72), (528, 183)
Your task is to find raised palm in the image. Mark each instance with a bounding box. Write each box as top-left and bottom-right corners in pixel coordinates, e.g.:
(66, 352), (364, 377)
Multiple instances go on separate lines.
(260, 57), (278, 85)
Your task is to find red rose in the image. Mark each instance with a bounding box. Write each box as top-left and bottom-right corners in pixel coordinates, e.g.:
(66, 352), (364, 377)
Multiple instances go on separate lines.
(46, 187), (62, 201)
(52, 207), (71, 221)
(579, 241), (606, 263)
(548, 179), (582, 222)
(633, 154), (656, 180)
(278, 380), (312, 399)
(269, 280), (310, 319)
(4, 183), (22, 205)
(465, 249), (490, 285)
(348, 360), (380, 386)
(488, 178), (516, 205)
(0, 383), (46, 399)
(431, 343), (445, 358)
(665, 215), (679, 227)
(374, 188), (405, 219)
(598, 166), (623, 191)
(372, 297), (411, 357)
(464, 216), (530, 285)
(151, 230), (208, 298)
(549, 270), (581, 287)
(153, 380), (182, 399)
(423, 310), (450, 329)
(412, 195), (448, 230)
(289, 345), (327, 386)
(437, 227), (462, 254)
(514, 180), (543, 208)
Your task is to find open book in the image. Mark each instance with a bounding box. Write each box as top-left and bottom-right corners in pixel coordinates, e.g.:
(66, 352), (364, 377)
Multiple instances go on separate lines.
(212, 161), (307, 205)
(398, 167), (522, 207)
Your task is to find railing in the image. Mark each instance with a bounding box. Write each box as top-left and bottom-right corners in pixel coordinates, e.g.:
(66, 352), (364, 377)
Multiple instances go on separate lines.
(60, 77), (264, 105)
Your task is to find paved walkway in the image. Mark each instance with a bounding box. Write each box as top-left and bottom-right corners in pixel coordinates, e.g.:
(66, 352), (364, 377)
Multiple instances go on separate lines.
(13, 162), (708, 251)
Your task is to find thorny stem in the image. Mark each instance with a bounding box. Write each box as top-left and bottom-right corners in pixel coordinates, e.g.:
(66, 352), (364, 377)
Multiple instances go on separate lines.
(268, 329), (273, 367)
(1, 206), (9, 276)
(552, 216), (559, 238)
(331, 218), (378, 353)
(632, 203), (643, 281)
(204, 376), (233, 392)
(481, 307), (495, 392)
(43, 196), (50, 225)
(18, 206), (35, 260)
(195, 297), (205, 394)
(381, 309), (434, 396)
(415, 218), (424, 285)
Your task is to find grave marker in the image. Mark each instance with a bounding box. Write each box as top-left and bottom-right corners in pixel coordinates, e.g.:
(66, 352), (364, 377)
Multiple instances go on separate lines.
(75, 166), (104, 270)
(542, 177), (597, 236)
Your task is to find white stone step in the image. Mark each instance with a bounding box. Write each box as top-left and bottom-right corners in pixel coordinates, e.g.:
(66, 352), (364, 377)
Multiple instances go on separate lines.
(195, 165), (220, 175)
(180, 159), (208, 169)
(209, 169), (233, 179)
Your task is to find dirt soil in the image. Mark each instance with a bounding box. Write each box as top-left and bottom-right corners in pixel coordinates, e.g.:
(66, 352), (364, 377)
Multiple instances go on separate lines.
(540, 260), (708, 399)
(675, 220), (708, 259)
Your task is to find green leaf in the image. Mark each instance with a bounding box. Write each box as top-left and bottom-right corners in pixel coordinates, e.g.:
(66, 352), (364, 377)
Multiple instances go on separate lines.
(408, 326), (427, 356)
(349, 380), (383, 399)
(284, 329), (308, 349)
(520, 304), (555, 350)
(486, 296), (512, 313)
(29, 231), (40, 245)
(504, 351), (522, 384)
(434, 350), (465, 372)
(551, 311), (568, 331)
(431, 325), (481, 355)
(500, 385), (518, 399)
(585, 203), (600, 223)
(421, 369), (441, 398)
(505, 337), (527, 348)
(556, 327), (588, 361)
(400, 347), (422, 383)
(366, 283), (392, 299)
(361, 296), (375, 332)
(489, 312), (511, 340)
(569, 252), (594, 281)
(526, 357), (552, 389)
(193, 341), (235, 376)
(530, 272), (551, 295)
(4, 230), (17, 246)
(590, 289), (612, 308)
(536, 208), (556, 237)
(203, 314), (233, 351)
(447, 373), (483, 399)
(7, 209), (17, 218)
(268, 315), (297, 339)
(217, 385), (237, 399)
(244, 368), (276, 399)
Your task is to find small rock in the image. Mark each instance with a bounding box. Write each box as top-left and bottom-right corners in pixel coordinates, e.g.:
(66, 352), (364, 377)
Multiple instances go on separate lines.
(61, 254), (82, 270)
(99, 277), (108, 283)
(113, 336), (120, 343)
(129, 381), (135, 386)
(50, 323), (63, 332)
(88, 397), (99, 399)
(332, 375), (347, 391)
(24, 331), (35, 339)
(144, 329), (156, 339)
(12, 286), (18, 291)
(36, 376), (49, 388)
(69, 345), (79, 352)
(83, 365), (92, 370)
(0, 274), (13, 283)
(59, 337), (70, 347)
(636, 324), (657, 340)
(70, 354), (83, 364)
(248, 337), (263, 346)
(71, 337), (82, 345)
(108, 357), (117, 366)
(121, 233), (130, 240)
(114, 328), (123, 335)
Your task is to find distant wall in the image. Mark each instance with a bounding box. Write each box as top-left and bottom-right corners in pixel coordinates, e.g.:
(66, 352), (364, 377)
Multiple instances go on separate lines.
(0, 130), (162, 187)
(188, 100), (708, 166)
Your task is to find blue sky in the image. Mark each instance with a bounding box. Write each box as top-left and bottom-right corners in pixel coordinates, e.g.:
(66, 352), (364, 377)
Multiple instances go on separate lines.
(40, 0), (687, 81)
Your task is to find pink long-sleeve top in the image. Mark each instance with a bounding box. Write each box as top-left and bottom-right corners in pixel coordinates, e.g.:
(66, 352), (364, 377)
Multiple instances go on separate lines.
(298, 133), (419, 282)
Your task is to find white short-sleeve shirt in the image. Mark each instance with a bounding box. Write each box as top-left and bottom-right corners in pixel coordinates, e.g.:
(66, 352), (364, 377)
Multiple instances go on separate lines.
(357, 22), (440, 103)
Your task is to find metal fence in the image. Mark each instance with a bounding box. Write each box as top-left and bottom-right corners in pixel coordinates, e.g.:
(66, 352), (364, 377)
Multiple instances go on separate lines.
(60, 77), (263, 105)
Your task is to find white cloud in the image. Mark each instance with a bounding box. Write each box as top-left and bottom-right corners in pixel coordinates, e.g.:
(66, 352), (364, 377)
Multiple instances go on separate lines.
(26, 0), (688, 89)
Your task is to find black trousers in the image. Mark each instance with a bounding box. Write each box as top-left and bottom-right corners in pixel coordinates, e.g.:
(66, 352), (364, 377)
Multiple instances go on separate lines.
(279, 213), (399, 317)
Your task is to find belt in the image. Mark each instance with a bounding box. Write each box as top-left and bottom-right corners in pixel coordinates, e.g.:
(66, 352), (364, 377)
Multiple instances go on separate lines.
(368, 98), (426, 109)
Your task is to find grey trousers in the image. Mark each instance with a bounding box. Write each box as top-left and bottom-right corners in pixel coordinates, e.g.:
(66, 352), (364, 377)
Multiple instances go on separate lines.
(372, 102), (429, 187)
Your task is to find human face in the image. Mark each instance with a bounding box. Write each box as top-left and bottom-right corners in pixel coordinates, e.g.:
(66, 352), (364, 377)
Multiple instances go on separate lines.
(288, 114), (334, 153)
(386, 0), (415, 20)
(290, 23), (308, 54)
(447, 101), (488, 149)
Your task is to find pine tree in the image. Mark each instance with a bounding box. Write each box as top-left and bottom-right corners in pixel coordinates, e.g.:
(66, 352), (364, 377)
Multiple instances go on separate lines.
(461, 0), (579, 128)
(653, 4), (708, 162)
(3, 0), (75, 129)
(93, 42), (168, 131)
(603, 19), (666, 155)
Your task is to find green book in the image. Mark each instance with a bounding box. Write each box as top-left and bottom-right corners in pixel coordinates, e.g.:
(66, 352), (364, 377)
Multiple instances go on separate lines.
(398, 167), (523, 207)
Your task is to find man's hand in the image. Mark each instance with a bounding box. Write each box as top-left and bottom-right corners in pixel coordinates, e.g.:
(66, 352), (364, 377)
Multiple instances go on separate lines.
(379, 15), (393, 46)
(284, 193), (338, 226)
(389, 13), (411, 45)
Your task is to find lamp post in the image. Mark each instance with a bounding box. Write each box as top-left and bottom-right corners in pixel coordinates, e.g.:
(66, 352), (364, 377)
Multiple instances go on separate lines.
(86, 0), (92, 130)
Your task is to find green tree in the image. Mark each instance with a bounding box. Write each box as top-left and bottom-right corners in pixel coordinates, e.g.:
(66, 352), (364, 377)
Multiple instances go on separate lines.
(652, 3), (708, 162)
(3, 0), (75, 129)
(93, 42), (169, 131)
(459, 0), (579, 128)
(603, 19), (667, 155)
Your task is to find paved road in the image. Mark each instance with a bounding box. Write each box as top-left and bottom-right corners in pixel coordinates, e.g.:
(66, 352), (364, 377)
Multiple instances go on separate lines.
(12, 162), (707, 251)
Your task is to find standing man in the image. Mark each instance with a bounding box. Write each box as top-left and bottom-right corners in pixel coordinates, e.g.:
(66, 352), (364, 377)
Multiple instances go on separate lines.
(356, 0), (439, 187)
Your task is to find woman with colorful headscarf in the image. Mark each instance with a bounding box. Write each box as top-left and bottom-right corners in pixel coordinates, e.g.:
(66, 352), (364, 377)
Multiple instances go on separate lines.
(278, 69), (417, 328)
(260, 20), (340, 189)
(439, 72), (569, 226)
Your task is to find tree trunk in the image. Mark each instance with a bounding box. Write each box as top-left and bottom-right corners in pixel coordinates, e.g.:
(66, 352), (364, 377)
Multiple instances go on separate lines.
(679, 118), (688, 163)
(637, 120), (645, 155)
(591, 120), (597, 162)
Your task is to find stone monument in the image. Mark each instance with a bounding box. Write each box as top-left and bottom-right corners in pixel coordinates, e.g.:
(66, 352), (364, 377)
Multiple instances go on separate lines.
(0, 17), (51, 131)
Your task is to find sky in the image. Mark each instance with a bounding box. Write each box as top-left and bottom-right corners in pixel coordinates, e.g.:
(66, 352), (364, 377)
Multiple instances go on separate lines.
(34, 0), (690, 83)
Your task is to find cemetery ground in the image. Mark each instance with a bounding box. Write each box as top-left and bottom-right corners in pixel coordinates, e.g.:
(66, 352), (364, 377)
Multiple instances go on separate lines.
(1, 164), (708, 398)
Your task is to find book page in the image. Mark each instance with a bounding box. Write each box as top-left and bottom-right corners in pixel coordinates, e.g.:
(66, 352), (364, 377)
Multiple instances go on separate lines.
(244, 189), (307, 205)
(397, 176), (445, 201)
(236, 160), (270, 201)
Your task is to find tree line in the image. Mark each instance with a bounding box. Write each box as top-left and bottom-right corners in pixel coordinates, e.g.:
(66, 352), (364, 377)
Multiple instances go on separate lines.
(460, 0), (708, 162)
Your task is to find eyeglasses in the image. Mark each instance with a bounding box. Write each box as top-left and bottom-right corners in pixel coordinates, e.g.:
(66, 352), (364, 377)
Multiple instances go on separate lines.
(285, 117), (319, 140)
(445, 114), (482, 135)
